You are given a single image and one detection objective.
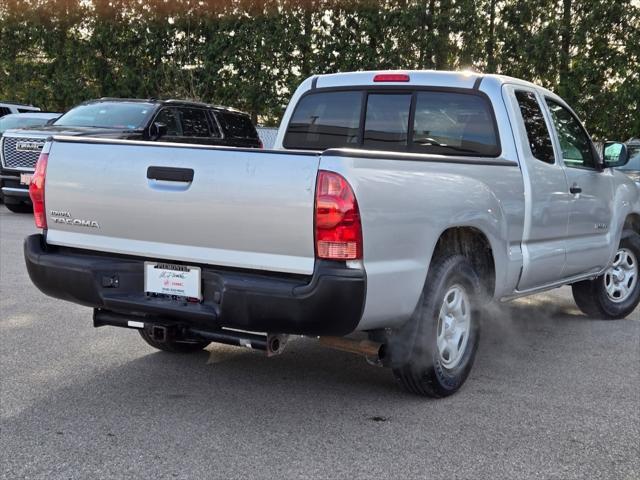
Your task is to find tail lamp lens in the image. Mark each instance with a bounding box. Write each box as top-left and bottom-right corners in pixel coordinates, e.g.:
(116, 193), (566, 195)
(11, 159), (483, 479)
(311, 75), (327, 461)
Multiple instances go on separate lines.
(29, 152), (48, 229)
(315, 171), (362, 260)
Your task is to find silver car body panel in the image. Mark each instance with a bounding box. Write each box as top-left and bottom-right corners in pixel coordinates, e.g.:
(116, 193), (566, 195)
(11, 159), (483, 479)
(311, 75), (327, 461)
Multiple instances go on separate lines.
(40, 70), (640, 332)
(320, 150), (525, 330)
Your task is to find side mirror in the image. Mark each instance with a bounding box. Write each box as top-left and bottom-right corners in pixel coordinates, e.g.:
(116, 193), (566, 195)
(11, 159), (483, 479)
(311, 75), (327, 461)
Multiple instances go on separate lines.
(149, 122), (168, 140)
(602, 141), (629, 168)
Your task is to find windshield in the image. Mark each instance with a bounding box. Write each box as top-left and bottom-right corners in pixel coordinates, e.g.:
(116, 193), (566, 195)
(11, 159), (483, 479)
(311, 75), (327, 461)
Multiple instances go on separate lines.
(54, 102), (154, 129)
(618, 146), (640, 171)
(0, 116), (53, 134)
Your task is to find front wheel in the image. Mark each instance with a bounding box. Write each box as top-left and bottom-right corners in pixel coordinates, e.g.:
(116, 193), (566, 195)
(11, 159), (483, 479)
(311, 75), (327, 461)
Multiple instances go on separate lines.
(572, 230), (640, 319)
(392, 254), (482, 398)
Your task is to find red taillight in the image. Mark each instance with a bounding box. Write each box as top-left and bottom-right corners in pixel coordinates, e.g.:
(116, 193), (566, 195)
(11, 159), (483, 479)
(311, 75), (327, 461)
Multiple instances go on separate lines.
(315, 171), (362, 260)
(373, 73), (410, 82)
(29, 152), (48, 229)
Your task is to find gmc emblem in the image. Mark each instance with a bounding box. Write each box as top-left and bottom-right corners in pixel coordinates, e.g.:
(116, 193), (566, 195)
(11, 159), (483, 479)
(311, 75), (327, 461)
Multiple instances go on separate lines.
(15, 141), (44, 153)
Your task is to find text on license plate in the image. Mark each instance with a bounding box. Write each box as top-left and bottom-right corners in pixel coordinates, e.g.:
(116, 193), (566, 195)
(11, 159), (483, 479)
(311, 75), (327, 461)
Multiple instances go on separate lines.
(20, 173), (33, 185)
(144, 262), (201, 299)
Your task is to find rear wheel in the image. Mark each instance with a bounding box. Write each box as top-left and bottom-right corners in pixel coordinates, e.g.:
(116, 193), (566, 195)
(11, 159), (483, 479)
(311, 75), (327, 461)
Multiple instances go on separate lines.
(392, 254), (482, 398)
(572, 230), (640, 319)
(139, 327), (209, 353)
(5, 202), (32, 213)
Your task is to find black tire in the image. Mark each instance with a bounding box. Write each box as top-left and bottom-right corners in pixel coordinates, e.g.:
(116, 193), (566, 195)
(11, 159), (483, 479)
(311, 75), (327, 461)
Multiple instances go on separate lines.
(392, 254), (482, 398)
(139, 327), (209, 353)
(5, 202), (32, 213)
(571, 230), (640, 319)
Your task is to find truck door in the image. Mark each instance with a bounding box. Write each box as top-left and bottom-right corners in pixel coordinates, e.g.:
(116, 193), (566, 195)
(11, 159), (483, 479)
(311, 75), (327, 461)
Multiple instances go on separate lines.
(544, 98), (614, 277)
(504, 86), (571, 290)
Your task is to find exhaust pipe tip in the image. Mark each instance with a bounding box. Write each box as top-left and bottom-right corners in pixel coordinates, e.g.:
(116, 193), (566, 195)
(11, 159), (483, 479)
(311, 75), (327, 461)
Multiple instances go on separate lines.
(267, 334), (288, 357)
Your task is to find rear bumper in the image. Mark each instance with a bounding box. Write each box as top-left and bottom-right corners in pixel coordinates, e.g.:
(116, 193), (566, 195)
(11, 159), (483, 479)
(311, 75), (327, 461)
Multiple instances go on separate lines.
(24, 234), (366, 336)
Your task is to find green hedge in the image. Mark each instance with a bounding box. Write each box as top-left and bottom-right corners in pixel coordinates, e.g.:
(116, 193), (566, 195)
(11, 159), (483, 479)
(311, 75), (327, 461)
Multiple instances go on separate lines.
(0, 0), (638, 139)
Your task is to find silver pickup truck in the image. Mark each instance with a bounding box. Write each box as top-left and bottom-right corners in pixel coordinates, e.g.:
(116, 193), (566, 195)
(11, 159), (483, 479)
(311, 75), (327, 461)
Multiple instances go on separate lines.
(24, 71), (636, 398)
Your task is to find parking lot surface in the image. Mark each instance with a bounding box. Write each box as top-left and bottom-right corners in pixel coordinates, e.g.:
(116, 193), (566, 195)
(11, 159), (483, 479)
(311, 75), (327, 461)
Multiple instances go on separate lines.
(1, 205), (639, 479)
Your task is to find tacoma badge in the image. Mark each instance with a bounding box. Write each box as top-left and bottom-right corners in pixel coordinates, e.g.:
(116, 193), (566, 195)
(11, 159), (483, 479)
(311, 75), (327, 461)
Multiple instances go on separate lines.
(49, 210), (99, 228)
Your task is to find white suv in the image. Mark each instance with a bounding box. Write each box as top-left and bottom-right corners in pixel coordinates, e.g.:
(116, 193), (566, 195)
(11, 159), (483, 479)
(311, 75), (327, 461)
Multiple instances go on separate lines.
(0, 102), (40, 118)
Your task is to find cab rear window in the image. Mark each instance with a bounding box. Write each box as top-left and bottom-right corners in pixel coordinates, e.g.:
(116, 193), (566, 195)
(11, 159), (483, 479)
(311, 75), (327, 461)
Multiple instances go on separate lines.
(284, 91), (361, 150)
(283, 89), (500, 157)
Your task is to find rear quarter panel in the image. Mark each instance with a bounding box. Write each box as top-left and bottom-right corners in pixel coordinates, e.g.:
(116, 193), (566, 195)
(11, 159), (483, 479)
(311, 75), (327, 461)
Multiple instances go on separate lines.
(321, 152), (525, 330)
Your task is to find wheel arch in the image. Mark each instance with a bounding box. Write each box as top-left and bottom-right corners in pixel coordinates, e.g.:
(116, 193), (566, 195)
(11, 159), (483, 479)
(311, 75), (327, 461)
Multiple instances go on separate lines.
(623, 213), (640, 236)
(431, 226), (496, 298)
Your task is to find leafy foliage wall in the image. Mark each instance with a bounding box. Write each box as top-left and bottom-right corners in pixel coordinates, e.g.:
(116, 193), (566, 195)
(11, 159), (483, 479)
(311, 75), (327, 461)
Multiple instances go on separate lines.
(0, 0), (638, 138)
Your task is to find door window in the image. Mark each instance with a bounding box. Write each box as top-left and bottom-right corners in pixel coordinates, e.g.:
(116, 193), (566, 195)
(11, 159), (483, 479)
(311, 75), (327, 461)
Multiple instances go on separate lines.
(154, 108), (181, 136)
(515, 91), (555, 164)
(545, 99), (596, 169)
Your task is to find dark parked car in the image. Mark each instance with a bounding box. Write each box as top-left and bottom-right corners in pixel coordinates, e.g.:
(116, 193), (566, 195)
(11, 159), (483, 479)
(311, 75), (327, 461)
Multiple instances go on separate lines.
(0, 112), (61, 135)
(0, 101), (41, 118)
(0, 98), (261, 212)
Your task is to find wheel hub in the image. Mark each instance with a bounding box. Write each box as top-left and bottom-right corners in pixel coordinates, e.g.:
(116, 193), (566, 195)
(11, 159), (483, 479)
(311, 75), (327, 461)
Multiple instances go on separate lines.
(604, 248), (638, 303)
(436, 285), (471, 369)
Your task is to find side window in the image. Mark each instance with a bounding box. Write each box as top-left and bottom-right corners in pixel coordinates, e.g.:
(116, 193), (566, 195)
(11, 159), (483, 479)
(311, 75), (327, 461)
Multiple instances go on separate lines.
(0, 107), (11, 118)
(17, 108), (32, 113)
(545, 99), (596, 169)
(283, 91), (362, 149)
(179, 108), (211, 137)
(514, 91), (555, 164)
(154, 108), (181, 136)
(221, 113), (256, 139)
(412, 92), (500, 156)
(363, 94), (411, 150)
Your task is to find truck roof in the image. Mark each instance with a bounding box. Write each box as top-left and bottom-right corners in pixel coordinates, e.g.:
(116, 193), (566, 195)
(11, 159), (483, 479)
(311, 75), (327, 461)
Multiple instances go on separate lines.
(311, 70), (555, 96)
(0, 100), (38, 108)
(90, 98), (249, 116)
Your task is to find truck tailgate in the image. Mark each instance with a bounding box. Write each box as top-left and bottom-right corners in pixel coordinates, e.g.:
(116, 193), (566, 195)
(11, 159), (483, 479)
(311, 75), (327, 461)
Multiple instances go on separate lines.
(44, 138), (320, 275)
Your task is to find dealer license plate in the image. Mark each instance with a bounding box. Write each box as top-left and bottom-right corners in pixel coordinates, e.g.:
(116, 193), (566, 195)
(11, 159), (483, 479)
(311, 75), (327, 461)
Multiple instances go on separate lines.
(144, 262), (201, 299)
(20, 173), (33, 185)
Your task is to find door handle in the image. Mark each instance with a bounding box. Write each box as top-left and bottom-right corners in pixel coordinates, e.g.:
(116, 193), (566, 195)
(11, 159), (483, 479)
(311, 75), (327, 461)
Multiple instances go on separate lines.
(147, 166), (194, 182)
(570, 185), (582, 194)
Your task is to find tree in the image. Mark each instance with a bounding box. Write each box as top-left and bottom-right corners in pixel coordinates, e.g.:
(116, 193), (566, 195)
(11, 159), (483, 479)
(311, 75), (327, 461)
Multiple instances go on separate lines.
(0, 0), (637, 138)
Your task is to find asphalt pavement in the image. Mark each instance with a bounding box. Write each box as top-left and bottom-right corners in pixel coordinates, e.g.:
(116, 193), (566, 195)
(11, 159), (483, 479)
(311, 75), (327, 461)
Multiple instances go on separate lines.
(1, 205), (638, 479)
